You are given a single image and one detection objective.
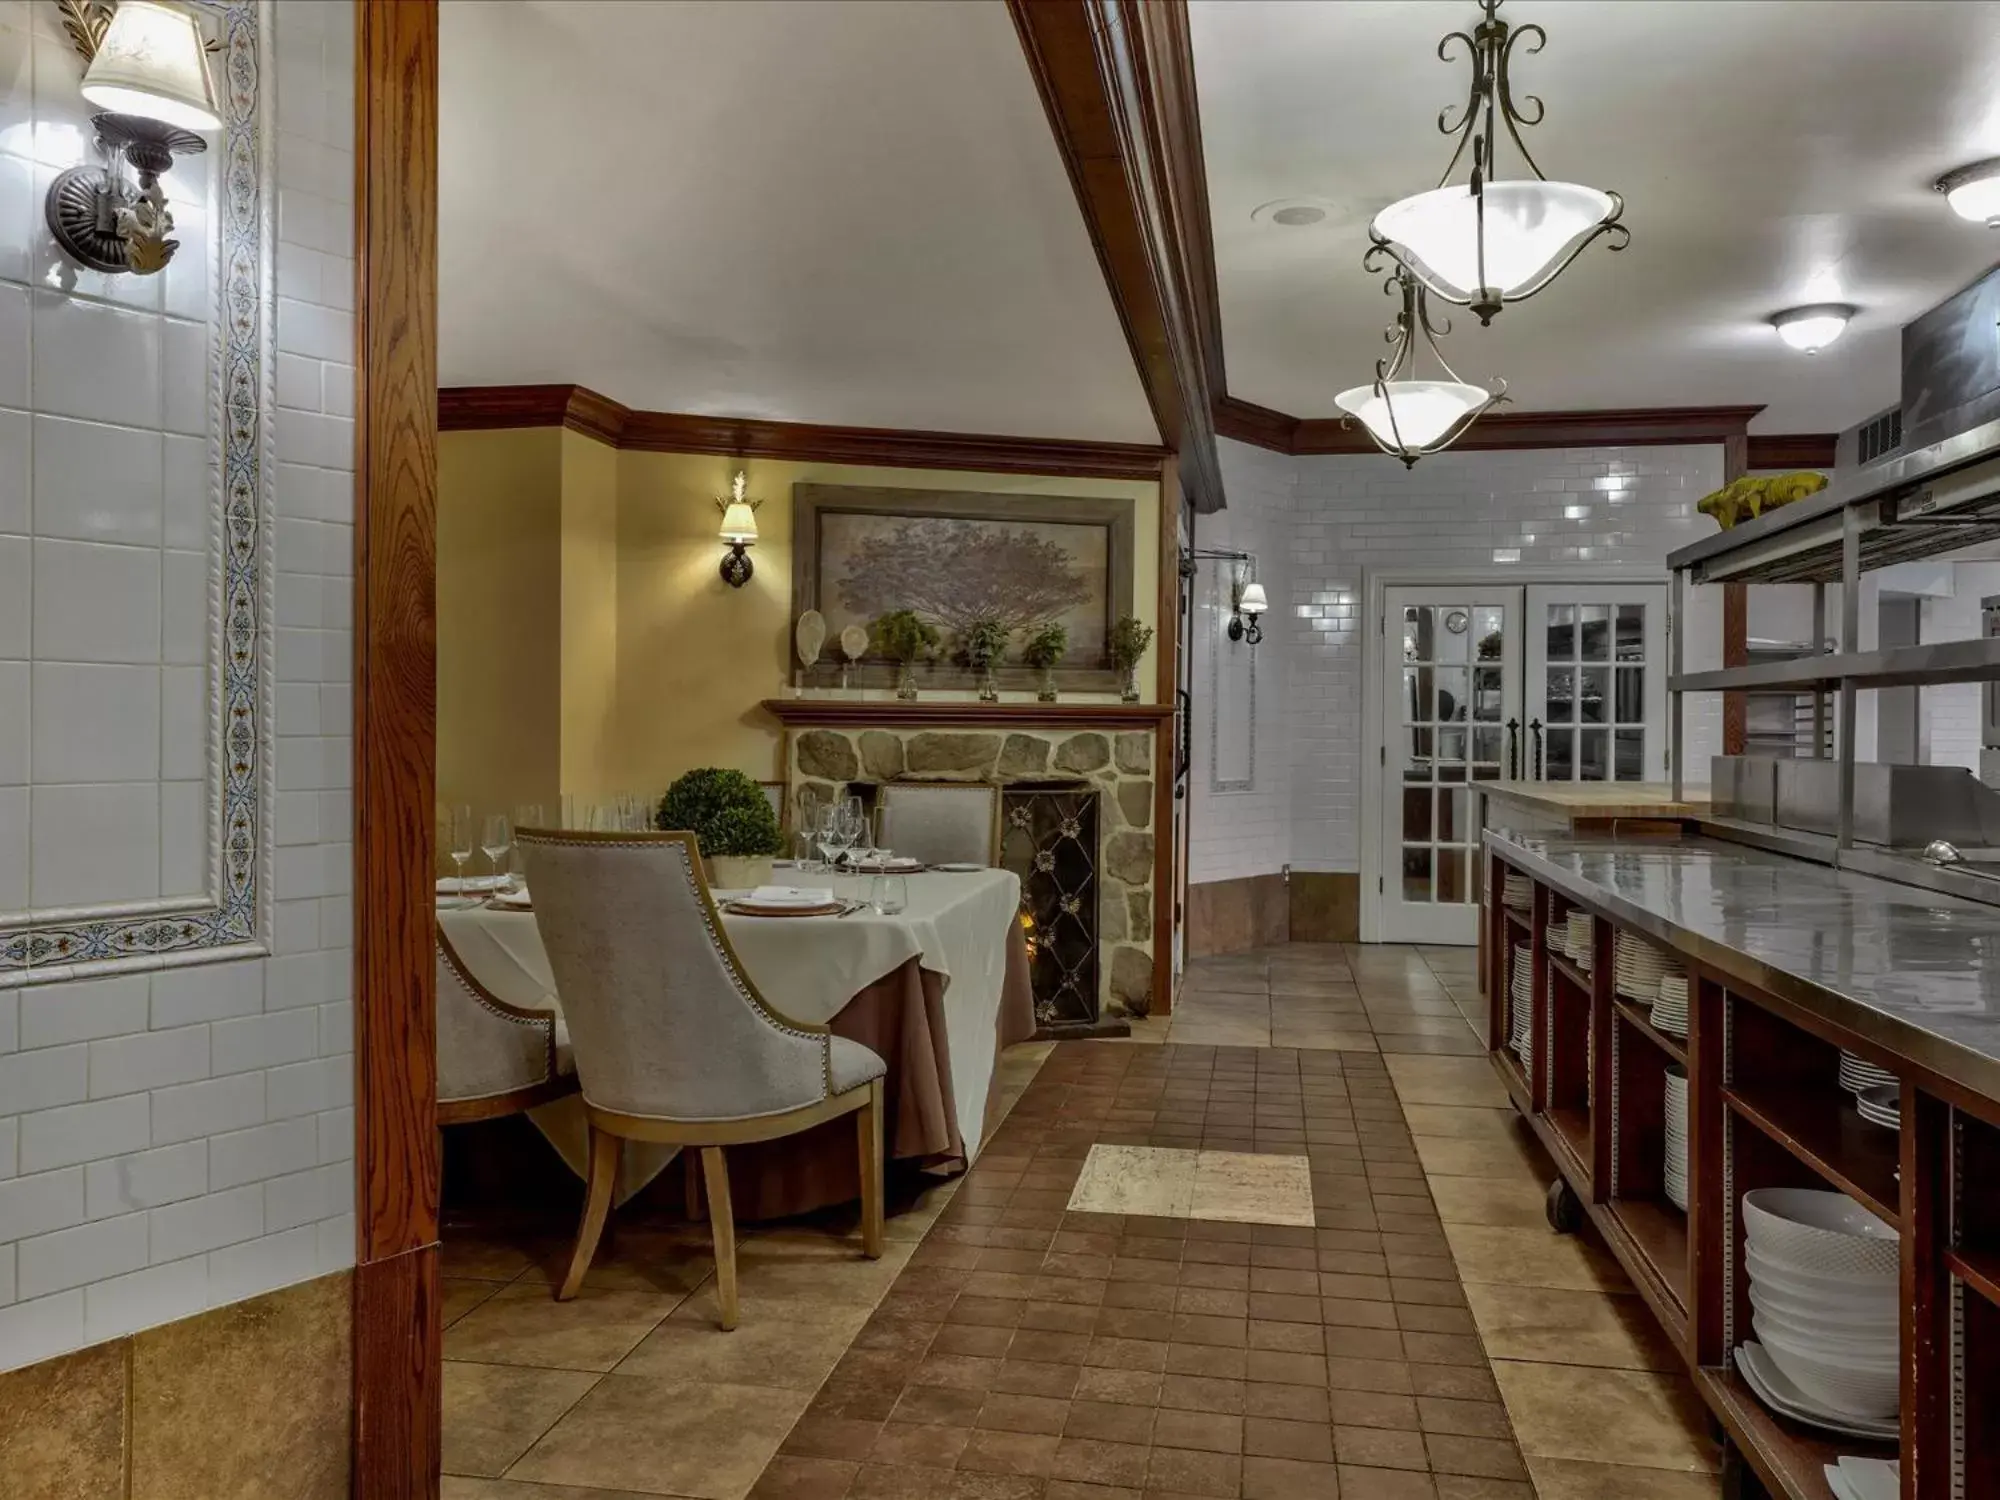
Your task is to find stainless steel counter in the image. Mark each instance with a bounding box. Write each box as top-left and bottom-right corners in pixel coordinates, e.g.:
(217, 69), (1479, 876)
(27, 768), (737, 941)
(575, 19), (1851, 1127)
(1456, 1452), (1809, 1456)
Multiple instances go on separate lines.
(1486, 827), (2000, 1102)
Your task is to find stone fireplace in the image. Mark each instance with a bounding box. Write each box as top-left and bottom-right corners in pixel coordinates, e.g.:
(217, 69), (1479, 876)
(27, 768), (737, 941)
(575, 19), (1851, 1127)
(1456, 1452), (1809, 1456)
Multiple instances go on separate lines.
(765, 701), (1169, 1025)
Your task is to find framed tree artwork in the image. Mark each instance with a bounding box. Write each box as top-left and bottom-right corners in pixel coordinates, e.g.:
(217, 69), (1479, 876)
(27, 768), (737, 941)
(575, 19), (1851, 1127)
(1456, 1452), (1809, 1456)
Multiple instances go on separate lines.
(792, 485), (1136, 692)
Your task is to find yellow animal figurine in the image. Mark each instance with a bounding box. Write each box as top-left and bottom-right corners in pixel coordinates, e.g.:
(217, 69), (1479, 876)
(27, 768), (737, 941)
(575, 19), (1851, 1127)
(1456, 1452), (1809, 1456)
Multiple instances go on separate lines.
(1697, 471), (1827, 530)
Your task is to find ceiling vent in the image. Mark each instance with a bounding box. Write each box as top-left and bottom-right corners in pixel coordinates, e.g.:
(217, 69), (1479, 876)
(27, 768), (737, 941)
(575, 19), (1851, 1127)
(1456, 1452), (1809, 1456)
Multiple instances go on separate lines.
(1840, 405), (1903, 469)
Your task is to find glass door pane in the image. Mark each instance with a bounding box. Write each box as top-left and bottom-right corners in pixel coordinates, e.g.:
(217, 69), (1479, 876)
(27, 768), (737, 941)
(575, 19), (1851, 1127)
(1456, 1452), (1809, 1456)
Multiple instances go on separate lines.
(1524, 584), (1669, 784)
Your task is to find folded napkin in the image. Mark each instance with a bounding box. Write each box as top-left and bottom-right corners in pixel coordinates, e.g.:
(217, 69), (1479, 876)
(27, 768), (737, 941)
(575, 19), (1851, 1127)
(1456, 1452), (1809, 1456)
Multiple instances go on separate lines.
(747, 885), (836, 906)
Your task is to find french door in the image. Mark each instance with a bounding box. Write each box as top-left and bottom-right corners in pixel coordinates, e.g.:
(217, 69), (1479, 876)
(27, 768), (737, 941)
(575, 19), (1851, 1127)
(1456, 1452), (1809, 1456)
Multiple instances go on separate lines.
(1381, 588), (1522, 946)
(1522, 585), (1669, 784)
(1376, 581), (1669, 945)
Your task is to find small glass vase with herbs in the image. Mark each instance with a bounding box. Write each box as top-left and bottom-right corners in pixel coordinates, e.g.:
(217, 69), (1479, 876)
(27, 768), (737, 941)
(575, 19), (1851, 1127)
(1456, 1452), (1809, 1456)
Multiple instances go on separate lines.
(1022, 622), (1067, 702)
(1109, 614), (1154, 703)
(870, 608), (940, 701)
(957, 616), (1010, 704)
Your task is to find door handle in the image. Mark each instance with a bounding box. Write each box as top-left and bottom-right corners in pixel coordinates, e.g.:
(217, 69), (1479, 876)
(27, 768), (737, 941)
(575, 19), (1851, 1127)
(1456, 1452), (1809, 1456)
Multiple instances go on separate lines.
(1529, 718), (1544, 780)
(1506, 718), (1520, 780)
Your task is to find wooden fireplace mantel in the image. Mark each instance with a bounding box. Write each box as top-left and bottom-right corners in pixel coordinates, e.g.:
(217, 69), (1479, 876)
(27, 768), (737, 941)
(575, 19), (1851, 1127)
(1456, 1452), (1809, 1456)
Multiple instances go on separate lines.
(759, 699), (1175, 730)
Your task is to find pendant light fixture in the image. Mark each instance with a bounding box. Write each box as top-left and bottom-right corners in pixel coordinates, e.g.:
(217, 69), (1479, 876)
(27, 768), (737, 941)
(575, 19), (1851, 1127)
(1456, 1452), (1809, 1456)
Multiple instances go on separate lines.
(1335, 265), (1506, 466)
(1369, 0), (1627, 325)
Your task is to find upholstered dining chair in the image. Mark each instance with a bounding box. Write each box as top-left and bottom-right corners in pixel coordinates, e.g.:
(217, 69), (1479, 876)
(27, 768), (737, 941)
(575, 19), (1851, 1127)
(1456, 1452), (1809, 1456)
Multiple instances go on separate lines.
(517, 827), (887, 1330)
(876, 782), (999, 867)
(435, 929), (578, 1125)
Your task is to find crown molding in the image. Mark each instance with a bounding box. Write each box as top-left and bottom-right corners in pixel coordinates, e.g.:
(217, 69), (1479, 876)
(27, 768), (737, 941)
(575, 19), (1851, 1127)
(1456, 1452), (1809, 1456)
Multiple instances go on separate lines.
(436, 384), (1170, 481)
(1215, 396), (1790, 457)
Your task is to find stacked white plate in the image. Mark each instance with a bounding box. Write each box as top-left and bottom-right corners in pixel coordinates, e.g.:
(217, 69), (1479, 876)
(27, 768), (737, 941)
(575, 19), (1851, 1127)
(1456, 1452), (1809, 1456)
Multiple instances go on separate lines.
(1663, 1065), (1688, 1211)
(1508, 945), (1534, 1069)
(1502, 871), (1532, 911)
(1652, 974), (1690, 1038)
(1565, 910), (1594, 970)
(1839, 1050), (1895, 1095)
(1738, 1187), (1900, 1435)
(1855, 1084), (1900, 1132)
(1613, 931), (1682, 1002)
(1823, 1457), (1898, 1500)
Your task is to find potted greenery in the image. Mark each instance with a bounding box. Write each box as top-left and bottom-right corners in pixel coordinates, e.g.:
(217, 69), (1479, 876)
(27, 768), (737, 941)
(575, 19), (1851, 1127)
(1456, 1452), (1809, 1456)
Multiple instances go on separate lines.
(1109, 614), (1154, 702)
(957, 615), (1010, 703)
(655, 767), (784, 889)
(1022, 622), (1068, 702)
(870, 608), (940, 701)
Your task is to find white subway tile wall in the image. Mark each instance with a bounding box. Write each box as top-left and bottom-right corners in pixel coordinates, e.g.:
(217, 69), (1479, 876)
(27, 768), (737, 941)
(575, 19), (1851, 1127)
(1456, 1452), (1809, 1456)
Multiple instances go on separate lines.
(0, 2), (356, 1370)
(1199, 439), (1727, 883)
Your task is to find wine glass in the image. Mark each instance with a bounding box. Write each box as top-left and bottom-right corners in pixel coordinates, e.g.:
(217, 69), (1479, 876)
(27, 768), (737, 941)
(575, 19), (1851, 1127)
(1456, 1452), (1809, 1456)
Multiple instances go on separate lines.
(445, 803), (474, 889)
(817, 804), (843, 870)
(837, 799), (865, 864)
(481, 813), (512, 884)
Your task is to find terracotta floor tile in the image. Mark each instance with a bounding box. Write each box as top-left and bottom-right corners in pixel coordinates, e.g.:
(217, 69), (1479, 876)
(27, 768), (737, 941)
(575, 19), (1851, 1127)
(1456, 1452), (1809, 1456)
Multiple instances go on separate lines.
(1150, 1409), (1241, 1453)
(509, 1375), (809, 1498)
(869, 1421), (972, 1469)
(1441, 1224), (1630, 1294)
(443, 1277), (504, 1330)
(615, 1295), (873, 1389)
(783, 1416), (883, 1462)
(1523, 1455), (1724, 1498)
(440, 1361), (597, 1478)
(1382, 1056), (1509, 1109)
(1411, 1135), (1547, 1182)
(1463, 1283), (1679, 1370)
(978, 1394), (1072, 1436)
(1145, 1444), (1241, 1497)
(1337, 1463), (1441, 1498)
(1424, 1432), (1529, 1480)
(1335, 1423), (1430, 1471)
(1491, 1362), (1718, 1473)
(444, 1285), (679, 1374)
(1329, 1388), (1419, 1431)
(748, 1455), (861, 1500)
(1048, 1435), (1151, 1487)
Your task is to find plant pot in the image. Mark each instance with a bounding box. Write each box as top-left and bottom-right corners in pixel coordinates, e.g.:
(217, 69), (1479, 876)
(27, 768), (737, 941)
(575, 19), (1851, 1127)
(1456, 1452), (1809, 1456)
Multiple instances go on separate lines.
(706, 855), (774, 891)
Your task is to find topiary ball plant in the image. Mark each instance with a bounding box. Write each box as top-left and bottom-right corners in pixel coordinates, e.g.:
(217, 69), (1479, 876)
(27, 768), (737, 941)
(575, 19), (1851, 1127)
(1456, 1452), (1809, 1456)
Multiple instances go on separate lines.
(655, 768), (783, 858)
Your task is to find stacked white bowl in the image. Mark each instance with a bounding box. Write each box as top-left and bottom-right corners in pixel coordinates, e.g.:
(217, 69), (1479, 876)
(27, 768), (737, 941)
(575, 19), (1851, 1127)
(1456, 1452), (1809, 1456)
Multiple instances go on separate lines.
(1613, 931), (1680, 1003)
(1508, 945), (1533, 1068)
(1739, 1188), (1899, 1432)
(1663, 1065), (1688, 1210)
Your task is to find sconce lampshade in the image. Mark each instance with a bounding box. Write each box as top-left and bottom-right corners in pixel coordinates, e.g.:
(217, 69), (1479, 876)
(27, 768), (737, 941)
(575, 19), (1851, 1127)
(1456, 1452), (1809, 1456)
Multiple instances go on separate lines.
(1238, 582), (1269, 616)
(81, 0), (222, 133)
(718, 501), (760, 545)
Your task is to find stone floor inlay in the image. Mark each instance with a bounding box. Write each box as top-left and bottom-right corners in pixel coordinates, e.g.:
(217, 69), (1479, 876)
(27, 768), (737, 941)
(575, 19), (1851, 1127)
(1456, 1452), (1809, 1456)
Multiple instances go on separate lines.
(1065, 1144), (1316, 1227)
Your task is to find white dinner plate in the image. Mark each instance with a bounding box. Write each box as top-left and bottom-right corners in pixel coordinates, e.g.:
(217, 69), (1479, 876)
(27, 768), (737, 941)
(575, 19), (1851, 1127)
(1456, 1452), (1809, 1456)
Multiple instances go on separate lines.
(1733, 1343), (1899, 1440)
(931, 862), (986, 872)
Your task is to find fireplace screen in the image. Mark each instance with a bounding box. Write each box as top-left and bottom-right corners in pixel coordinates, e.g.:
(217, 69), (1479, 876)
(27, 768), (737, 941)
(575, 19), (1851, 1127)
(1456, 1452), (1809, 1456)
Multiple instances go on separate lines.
(999, 784), (1100, 1030)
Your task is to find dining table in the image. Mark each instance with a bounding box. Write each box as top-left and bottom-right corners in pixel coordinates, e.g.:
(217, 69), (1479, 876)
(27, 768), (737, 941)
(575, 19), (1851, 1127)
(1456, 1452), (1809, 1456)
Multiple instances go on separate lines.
(437, 865), (1037, 1219)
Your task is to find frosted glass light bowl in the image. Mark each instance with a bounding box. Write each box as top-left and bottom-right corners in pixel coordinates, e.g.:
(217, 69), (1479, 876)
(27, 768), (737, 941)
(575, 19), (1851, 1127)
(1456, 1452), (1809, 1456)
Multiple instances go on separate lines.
(1742, 1188), (1898, 1278)
(1371, 180), (1618, 301)
(1333, 380), (1491, 452)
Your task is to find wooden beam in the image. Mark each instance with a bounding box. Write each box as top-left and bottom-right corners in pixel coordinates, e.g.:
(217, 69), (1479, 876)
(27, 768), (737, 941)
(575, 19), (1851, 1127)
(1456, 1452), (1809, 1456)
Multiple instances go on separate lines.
(353, 0), (441, 1492)
(1153, 457), (1183, 1018)
(1212, 394), (1298, 453)
(1009, 0), (1225, 512)
(1722, 435), (1749, 757)
(436, 385), (1169, 481)
(1745, 432), (1839, 470)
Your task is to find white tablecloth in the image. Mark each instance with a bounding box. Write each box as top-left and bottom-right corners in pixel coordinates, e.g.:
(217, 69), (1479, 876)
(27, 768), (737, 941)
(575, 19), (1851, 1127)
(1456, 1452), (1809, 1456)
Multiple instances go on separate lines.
(438, 869), (1022, 1195)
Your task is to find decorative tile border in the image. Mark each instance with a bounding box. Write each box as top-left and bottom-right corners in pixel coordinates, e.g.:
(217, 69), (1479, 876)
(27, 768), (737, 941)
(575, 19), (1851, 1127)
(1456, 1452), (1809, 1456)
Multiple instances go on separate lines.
(0, 1), (269, 981)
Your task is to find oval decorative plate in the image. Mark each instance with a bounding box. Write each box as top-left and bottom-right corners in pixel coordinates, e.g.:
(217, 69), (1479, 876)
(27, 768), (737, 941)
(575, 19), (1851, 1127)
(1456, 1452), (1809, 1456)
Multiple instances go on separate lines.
(795, 610), (826, 668)
(840, 623), (870, 661)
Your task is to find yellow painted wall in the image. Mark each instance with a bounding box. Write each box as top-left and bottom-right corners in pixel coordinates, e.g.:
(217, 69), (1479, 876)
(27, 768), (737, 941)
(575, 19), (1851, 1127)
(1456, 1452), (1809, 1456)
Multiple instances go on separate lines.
(559, 430), (621, 801)
(436, 428), (1163, 811)
(436, 427), (564, 822)
(613, 451), (1160, 787)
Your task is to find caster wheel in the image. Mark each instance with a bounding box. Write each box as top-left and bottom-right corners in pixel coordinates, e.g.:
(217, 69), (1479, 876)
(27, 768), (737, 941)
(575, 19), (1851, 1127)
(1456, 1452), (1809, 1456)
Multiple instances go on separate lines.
(1545, 1178), (1583, 1235)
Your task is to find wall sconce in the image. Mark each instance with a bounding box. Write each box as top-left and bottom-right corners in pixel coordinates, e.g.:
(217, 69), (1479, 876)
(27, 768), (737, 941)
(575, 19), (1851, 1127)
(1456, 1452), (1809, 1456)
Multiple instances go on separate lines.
(46, 0), (221, 276)
(1180, 548), (1268, 647)
(715, 470), (762, 588)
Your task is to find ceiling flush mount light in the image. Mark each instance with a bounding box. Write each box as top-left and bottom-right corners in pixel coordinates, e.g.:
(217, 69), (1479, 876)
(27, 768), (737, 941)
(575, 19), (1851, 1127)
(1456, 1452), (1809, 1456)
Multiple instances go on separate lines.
(45, 0), (220, 276)
(716, 470), (762, 587)
(1935, 158), (2000, 227)
(1368, 0), (1627, 325)
(1335, 266), (1506, 466)
(1770, 304), (1856, 356)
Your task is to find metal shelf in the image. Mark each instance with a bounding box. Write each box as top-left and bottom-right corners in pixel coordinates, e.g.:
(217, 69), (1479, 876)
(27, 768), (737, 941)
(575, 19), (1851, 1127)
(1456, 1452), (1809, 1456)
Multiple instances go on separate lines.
(1672, 636), (2000, 695)
(1667, 409), (2000, 585)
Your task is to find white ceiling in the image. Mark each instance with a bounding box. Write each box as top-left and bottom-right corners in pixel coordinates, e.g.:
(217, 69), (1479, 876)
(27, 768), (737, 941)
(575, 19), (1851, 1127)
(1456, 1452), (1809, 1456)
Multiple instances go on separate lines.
(437, 0), (1158, 443)
(1192, 0), (2000, 433)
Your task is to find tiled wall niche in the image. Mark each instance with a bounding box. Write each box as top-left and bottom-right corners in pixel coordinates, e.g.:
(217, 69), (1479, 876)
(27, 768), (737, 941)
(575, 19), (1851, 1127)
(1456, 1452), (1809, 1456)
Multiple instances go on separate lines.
(0, 0), (358, 1372)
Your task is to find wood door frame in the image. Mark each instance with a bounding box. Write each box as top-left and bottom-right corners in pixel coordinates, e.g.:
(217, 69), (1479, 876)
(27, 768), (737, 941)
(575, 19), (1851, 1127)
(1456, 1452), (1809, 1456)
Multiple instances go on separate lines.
(1357, 565), (1665, 944)
(353, 0), (441, 1493)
